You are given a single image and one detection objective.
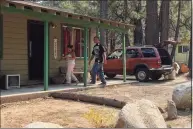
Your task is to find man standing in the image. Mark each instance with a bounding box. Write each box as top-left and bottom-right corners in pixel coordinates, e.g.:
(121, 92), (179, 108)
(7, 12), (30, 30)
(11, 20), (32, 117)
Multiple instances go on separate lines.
(89, 36), (107, 87)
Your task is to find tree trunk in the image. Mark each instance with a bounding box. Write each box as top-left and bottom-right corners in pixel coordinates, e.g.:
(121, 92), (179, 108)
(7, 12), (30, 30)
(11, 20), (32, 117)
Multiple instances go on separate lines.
(171, 0), (182, 60)
(99, 0), (108, 47)
(145, 0), (159, 45)
(133, 1), (144, 46)
(124, 0), (130, 47)
(134, 19), (143, 46)
(50, 92), (165, 113)
(106, 30), (109, 53)
(51, 92), (126, 108)
(188, 3), (192, 77)
(188, 30), (192, 77)
(110, 32), (116, 52)
(159, 1), (170, 47)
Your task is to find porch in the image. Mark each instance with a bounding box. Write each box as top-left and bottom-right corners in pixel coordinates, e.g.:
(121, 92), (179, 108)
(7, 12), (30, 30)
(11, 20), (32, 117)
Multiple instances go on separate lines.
(0, 0), (134, 91)
(1, 76), (136, 97)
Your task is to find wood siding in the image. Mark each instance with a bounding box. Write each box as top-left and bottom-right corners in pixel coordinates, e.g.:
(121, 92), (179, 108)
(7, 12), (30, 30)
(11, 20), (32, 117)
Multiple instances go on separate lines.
(1, 13), (28, 85)
(1, 12), (96, 85)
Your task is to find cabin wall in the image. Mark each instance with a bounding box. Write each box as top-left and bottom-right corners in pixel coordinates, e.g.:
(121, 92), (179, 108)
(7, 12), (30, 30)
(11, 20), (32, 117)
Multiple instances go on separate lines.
(175, 44), (190, 64)
(1, 12), (96, 85)
(1, 13), (28, 85)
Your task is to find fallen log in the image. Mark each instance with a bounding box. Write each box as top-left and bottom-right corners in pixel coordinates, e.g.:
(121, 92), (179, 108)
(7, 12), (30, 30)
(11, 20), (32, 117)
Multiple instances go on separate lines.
(50, 92), (165, 113)
(50, 92), (126, 108)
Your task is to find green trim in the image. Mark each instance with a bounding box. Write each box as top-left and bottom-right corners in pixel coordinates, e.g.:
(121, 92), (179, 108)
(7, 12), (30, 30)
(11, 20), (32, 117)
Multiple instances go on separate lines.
(44, 21), (49, 91)
(83, 27), (88, 87)
(96, 27), (100, 37)
(0, 6), (3, 59)
(122, 34), (126, 82)
(61, 24), (64, 56)
(1, 6), (128, 32)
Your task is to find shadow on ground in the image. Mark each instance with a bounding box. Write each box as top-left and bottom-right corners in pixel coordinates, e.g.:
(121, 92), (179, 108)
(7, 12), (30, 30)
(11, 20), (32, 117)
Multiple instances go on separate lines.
(177, 110), (192, 117)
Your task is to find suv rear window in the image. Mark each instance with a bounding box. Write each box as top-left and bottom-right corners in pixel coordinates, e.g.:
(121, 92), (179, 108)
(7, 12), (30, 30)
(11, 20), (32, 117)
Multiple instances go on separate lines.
(141, 48), (156, 58)
(126, 49), (140, 58)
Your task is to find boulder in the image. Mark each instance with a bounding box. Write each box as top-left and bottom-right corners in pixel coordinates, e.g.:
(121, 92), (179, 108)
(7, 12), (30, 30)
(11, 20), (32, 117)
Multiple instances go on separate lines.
(172, 82), (192, 109)
(24, 122), (63, 128)
(167, 100), (177, 120)
(115, 99), (167, 128)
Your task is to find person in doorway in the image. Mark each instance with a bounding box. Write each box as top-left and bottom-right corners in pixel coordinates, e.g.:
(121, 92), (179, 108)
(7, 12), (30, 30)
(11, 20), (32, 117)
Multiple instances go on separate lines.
(61, 45), (79, 85)
(89, 36), (107, 87)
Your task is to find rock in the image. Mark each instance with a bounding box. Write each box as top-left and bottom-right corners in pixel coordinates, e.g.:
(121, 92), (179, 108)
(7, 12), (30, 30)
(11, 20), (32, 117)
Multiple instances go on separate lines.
(24, 122), (63, 128)
(115, 99), (167, 128)
(167, 100), (177, 120)
(172, 82), (192, 109)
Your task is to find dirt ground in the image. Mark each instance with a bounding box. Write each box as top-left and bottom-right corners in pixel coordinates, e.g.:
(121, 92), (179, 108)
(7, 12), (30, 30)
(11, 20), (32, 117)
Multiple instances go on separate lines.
(1, 75), (191, 128)
(76, 75), (191, 128)
(1, 98), (119, 128)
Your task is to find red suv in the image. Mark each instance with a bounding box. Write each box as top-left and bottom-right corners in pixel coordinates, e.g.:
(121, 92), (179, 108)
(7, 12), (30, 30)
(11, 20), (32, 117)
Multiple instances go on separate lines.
(104, 47), (173, 82)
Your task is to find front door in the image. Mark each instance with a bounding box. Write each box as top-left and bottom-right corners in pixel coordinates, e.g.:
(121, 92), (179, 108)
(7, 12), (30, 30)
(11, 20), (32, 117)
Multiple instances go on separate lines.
(27, 20), (44, 80)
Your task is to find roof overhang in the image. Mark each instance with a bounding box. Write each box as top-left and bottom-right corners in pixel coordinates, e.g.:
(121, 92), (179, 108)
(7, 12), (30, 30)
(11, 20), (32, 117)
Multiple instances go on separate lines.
(0, 0), (135, 32)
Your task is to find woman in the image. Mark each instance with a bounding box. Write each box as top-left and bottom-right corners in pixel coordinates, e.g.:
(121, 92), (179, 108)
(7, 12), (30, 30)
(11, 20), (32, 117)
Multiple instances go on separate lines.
(61, 45), (79, 85)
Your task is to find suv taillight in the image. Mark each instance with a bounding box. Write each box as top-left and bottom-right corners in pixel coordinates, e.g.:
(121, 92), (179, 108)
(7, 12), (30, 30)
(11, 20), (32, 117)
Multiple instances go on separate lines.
(158, 59), (161, 67)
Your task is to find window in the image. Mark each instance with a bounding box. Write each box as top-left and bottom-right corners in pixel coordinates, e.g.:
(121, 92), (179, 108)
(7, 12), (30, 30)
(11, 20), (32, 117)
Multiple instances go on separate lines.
(178, 46), (182, 53)
(178, 45), (189, 53)
(73, 28), (89, 57)
(141, 48), (156, 58)
(62, 25), (90, 58)
(62, 27), (71, 56)
(108, 50), (122, 59)
(126, 49), (140, 58)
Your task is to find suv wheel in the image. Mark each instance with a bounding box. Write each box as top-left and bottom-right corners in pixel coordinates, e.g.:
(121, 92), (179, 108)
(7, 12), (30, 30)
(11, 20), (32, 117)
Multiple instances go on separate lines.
(135, 68), (149, 82)
(105, 73), (116, 79)
(151, 74), (162, 80)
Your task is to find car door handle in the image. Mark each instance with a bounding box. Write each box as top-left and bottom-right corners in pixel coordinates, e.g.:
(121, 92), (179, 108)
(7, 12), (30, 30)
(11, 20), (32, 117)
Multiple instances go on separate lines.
(29, 41), (32, 58)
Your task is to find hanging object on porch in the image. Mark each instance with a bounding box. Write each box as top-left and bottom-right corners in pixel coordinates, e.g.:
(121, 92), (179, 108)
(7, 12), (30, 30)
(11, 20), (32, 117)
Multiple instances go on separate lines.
(54, 38), (58, 59)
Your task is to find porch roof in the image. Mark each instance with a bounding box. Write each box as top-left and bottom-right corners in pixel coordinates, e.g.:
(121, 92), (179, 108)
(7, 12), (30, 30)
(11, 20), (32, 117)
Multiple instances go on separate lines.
(0, 0), (135, 32)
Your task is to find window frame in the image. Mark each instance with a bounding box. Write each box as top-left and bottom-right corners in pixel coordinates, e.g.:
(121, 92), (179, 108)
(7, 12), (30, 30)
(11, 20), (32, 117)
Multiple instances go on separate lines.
(61, 23), (90, 58)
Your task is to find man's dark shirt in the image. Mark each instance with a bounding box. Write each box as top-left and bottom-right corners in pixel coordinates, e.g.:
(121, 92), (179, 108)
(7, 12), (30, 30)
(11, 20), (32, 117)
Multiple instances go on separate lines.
(92, 43), (106, 63)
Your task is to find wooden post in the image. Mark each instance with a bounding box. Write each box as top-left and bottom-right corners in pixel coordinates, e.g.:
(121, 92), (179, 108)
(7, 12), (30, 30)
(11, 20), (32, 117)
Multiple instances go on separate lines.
(122, 33), (126, 82)
(84, 27), (88, 86)
(0, 6), (3, 59)
(44, 21), (49, 91)
(96, 27), (100, 38)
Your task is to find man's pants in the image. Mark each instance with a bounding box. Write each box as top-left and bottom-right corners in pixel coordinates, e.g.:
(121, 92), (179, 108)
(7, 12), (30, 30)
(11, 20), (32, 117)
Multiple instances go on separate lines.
(91, 62), (106, 84)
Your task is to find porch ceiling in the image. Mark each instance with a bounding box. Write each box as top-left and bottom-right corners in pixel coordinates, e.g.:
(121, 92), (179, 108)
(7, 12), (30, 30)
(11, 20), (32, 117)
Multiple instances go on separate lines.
(0, 0), (135, 32)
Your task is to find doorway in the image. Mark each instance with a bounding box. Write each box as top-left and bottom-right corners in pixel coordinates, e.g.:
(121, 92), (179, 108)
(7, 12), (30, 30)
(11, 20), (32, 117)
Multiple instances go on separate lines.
(27, 20), (44, 80)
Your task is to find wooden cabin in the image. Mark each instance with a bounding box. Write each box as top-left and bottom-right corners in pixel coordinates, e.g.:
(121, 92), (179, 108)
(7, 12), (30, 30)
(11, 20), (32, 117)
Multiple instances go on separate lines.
(0, 0), (134, 89)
